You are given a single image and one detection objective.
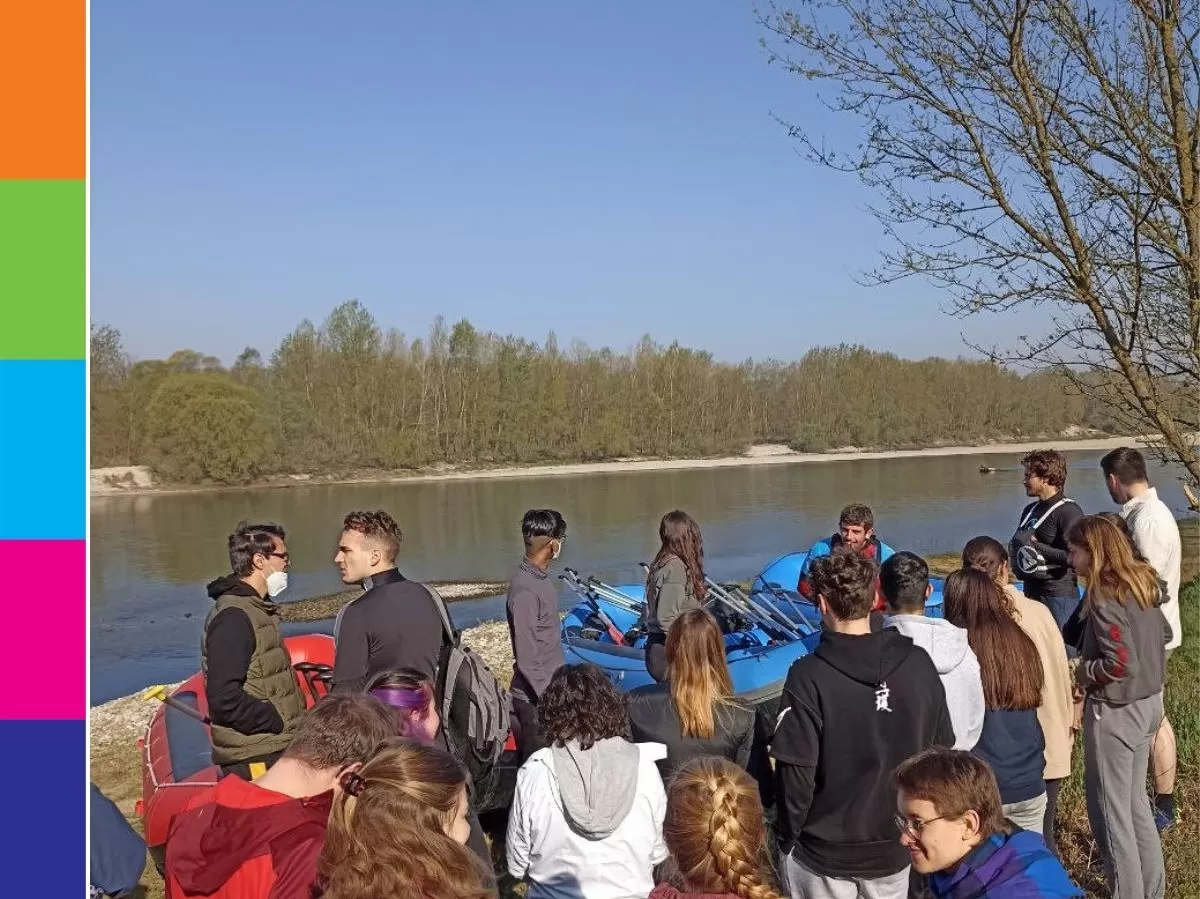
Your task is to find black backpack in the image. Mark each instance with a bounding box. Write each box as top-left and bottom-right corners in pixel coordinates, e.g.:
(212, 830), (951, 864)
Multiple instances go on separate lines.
(421, 584), (512, 806)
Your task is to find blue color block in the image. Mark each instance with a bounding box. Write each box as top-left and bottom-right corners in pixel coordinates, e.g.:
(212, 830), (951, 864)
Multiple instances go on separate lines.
(0, 720), (85, 893)
(0, 360), (85, 538)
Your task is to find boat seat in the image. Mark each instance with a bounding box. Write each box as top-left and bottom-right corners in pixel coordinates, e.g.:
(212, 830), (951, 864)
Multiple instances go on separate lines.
(293, 662), (333, 702)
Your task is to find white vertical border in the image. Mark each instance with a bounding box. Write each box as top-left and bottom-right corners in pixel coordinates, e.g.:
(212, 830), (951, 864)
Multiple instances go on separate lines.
(84, 0), (93, 890)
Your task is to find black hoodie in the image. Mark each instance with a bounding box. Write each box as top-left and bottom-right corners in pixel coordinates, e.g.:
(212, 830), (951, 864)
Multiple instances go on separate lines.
(771, 628), (955, 879)
(204, 575), (285, 737)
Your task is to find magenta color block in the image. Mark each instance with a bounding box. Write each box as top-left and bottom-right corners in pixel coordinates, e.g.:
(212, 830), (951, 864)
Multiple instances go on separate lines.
(0, 540), (85, 718)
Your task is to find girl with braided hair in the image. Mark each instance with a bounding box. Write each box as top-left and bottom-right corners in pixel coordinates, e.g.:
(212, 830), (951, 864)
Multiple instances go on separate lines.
(651, 756), (784, 899)
(315, 738), (495, 899)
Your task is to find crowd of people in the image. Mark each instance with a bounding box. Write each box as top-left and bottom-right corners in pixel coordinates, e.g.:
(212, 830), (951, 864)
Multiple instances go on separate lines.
(91, 446), (1182, 899)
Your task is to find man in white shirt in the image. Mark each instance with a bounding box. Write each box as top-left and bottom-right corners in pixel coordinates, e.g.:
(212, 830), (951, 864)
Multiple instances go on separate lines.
(1101, 447), (1182, 831)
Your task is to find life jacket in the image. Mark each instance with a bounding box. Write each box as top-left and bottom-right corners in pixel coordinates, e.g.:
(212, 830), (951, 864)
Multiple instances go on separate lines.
(798, 535), (890, 610)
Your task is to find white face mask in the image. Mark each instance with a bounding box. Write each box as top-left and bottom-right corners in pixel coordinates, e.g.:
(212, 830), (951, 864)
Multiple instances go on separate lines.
(265, 569), (289, 597)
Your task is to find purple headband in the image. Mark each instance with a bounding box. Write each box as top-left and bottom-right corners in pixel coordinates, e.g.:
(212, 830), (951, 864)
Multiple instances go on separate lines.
(370, 686), (429, 711)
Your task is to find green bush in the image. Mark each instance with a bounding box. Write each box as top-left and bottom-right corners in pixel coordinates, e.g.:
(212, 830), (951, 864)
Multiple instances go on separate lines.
(789, 424), (830, 453)
(144, 374), (273, 484)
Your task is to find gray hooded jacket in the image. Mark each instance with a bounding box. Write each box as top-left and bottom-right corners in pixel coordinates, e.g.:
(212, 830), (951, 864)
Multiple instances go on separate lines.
(550, 737), (642, 839)
(885, 615), (985, 750)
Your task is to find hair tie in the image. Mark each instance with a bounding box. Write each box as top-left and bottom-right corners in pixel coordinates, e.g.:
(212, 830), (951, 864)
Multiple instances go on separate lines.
(340, 770), (367, 797)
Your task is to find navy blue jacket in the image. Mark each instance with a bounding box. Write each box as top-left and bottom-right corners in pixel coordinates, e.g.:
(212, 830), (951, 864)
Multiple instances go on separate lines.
(972, 709), (1045, 804)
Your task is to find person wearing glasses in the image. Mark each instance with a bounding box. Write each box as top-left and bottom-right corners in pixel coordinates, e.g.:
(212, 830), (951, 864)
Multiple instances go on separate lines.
(894, 748), (1082, 898)
(202, 520), (306, 779)
(506, 509), (568, 760)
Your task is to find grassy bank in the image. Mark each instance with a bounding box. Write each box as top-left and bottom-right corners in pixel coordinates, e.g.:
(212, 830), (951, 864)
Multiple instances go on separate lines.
(91, 521), (1197, 898)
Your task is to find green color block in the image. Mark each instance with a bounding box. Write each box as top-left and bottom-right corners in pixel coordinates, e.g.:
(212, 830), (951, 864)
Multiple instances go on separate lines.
(0, 179), (85, 359)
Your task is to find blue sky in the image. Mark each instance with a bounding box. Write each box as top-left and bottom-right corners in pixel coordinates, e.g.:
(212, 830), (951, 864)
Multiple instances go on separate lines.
(91, 1), (1029, 365)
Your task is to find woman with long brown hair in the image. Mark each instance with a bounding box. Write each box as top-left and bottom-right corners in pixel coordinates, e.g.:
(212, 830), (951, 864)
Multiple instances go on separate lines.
(943, 568), (1048, 834)
(961, 537), (1073, 856)
(644, 511), (708, 682)
(316, 738), (495, 899)
(1067, 515), (1167, 899)
(628, 609), (754, 780)
(650, 756), (784, 899)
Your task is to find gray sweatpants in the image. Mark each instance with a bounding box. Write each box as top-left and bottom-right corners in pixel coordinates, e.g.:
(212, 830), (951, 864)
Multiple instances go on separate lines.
(1084, 693), (1166, 899)
(1001, 791), (1047, 834)
(783, 851), (909, 899)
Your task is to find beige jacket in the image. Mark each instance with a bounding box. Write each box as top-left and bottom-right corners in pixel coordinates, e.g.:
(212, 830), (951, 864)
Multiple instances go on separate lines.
(1005, 584), (1075, 780)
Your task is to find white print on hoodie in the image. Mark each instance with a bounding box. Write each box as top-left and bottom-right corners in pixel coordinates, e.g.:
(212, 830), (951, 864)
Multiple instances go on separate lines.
(885, 615), (985, 750)
(506, 740), (669, 899)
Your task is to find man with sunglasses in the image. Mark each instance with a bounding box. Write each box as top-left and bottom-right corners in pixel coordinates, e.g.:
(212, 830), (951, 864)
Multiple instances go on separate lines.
(202, 521), (306, 779)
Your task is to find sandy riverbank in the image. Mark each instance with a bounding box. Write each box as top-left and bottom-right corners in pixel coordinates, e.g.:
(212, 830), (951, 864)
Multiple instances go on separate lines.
(91, 434), (1153, 497)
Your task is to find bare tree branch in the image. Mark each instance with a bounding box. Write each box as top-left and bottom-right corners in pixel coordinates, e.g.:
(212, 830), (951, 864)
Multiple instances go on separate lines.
(760, 0), (1199, 486)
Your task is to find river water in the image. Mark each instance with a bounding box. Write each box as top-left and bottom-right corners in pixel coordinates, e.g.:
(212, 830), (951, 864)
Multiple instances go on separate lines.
(89, 449), (1189, 703)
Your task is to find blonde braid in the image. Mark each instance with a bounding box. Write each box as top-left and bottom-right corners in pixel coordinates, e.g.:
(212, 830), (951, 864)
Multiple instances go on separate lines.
(666, 760), (784, 899)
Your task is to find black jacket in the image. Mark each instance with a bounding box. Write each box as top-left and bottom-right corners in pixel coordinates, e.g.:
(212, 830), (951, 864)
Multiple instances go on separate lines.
(770, 629), (955, 879)
(627, 683), (756, 781)
(1012, 493), (1084, 599)
(202, 576), (285, 736)
(331, 569), (447, 693)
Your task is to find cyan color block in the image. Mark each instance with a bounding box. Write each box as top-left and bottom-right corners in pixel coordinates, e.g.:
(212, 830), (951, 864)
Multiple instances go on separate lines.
(0, 359), (85, 538)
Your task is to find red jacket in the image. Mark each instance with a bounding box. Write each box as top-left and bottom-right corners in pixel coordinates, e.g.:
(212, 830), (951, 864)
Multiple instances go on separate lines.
(165, 775), (332, 899)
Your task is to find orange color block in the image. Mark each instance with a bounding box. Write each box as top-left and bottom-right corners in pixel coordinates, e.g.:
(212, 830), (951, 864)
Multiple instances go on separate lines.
(0, 1), (85, 179)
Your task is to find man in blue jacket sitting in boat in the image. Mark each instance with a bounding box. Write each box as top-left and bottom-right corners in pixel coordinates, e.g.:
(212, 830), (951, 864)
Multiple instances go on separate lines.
(798, 503), (894, 609)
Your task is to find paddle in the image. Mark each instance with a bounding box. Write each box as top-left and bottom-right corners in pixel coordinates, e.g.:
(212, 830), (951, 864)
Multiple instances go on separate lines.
(142, 684), (211, 725)
(559, 573), (627, 645)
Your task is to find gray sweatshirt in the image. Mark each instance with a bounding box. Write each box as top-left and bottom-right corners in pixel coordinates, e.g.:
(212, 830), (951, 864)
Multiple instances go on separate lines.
(507, 559), (566, 703)
(885, 614), (985, 751)
(1076, 590), (1168, 705)
(645, 555), (701, 636)
(551, 737), (642, 839)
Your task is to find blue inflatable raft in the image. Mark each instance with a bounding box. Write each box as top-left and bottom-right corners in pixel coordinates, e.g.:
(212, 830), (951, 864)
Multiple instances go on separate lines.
(560, 553), (946, 705)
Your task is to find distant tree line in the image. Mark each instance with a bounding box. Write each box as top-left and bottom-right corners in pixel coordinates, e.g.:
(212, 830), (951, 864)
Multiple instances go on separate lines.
(90, 301), (1113, 485)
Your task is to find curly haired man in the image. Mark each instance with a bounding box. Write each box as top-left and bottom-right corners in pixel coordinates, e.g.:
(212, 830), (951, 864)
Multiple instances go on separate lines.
(771, 549), (955, 899)
(1010, 450), (1083, 637)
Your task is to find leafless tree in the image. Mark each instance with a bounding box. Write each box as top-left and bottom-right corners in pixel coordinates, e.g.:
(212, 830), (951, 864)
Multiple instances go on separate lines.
(760, 0), (1199, 489)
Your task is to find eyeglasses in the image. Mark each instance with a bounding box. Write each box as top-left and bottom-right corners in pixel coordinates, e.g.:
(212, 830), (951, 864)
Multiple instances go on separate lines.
(265, 551), (290, 563)
(894, 813), (947, 836)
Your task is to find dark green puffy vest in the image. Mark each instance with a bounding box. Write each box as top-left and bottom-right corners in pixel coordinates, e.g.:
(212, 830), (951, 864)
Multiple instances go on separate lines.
(201, 592), (307, 765)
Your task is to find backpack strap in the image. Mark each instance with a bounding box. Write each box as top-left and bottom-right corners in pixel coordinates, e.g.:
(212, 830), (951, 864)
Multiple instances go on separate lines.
(1019, 497), (1072, 531)
(420, 582), (460, 648)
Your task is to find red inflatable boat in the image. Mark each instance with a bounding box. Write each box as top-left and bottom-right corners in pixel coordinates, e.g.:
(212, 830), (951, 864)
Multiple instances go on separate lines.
(136, 634), (337, 872)
(136, 633), (520, 873)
